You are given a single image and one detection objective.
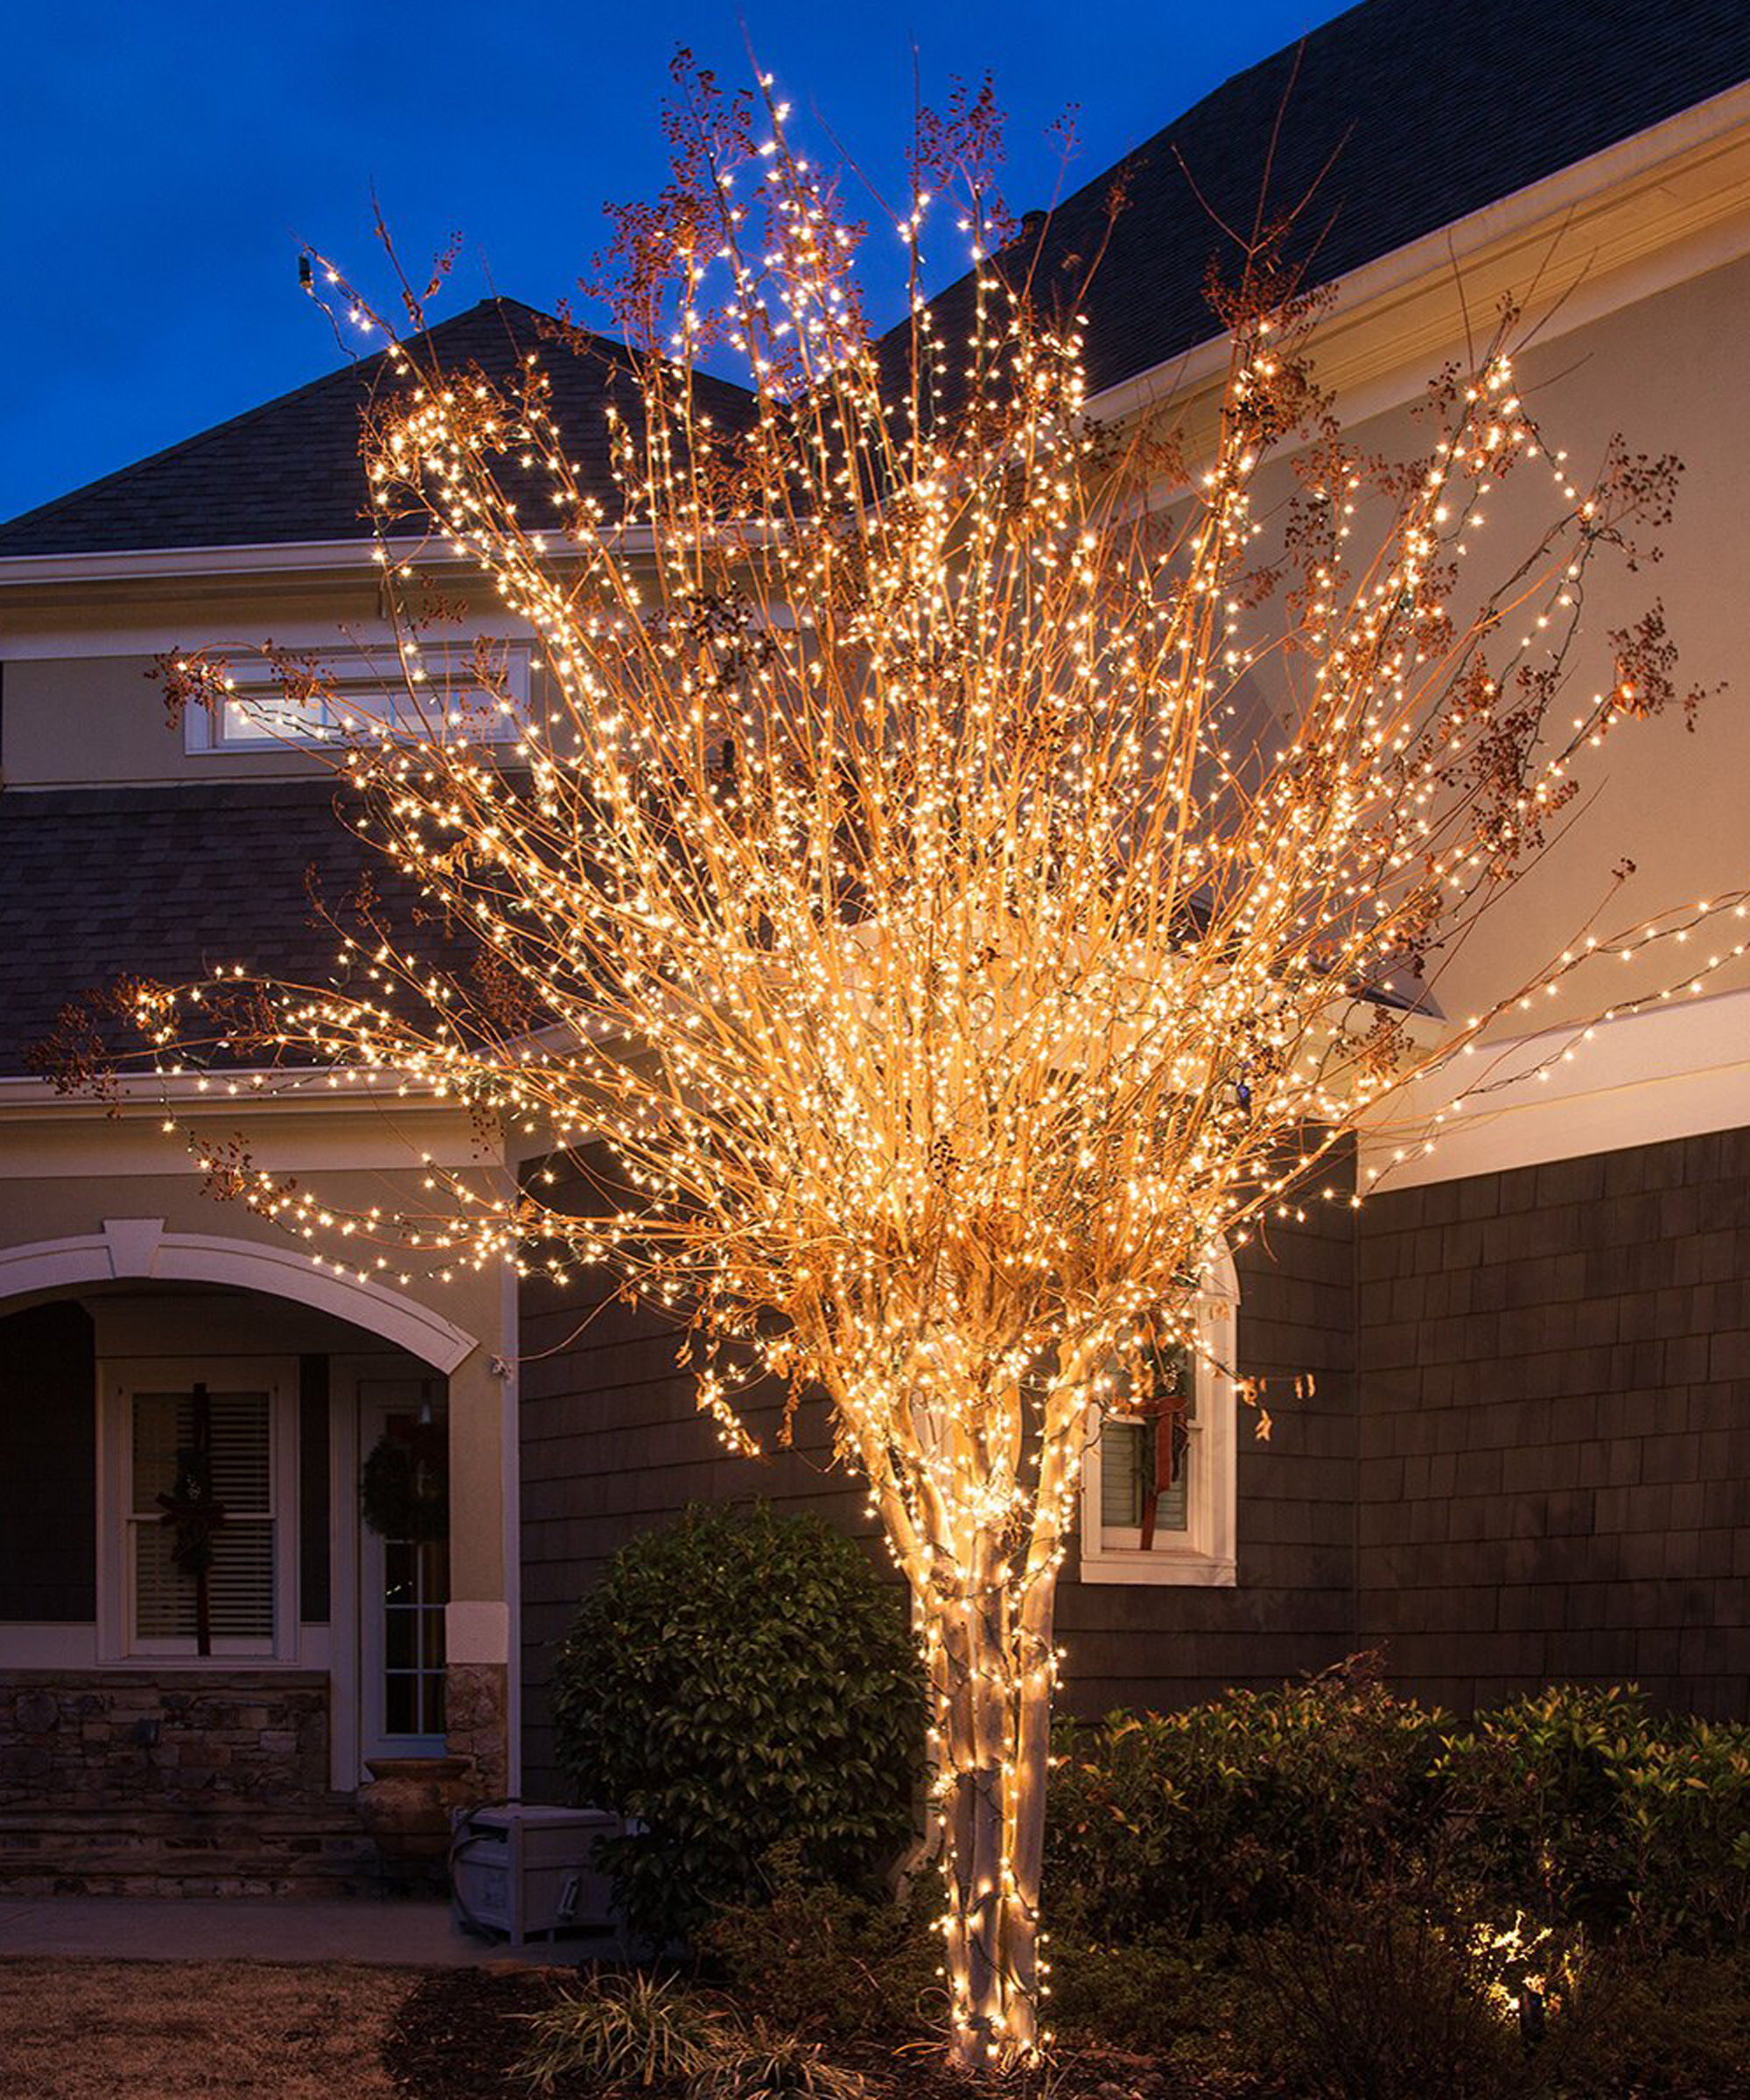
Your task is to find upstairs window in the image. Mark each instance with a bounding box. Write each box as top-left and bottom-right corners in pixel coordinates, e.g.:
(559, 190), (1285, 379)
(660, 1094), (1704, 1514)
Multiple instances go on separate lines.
(185, 642), (530, 752)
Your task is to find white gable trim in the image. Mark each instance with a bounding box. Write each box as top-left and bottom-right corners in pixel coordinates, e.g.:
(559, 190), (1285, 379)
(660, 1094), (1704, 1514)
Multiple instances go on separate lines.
(0, 1223), (477, 1372)
(1360, 984), (1750, 1193)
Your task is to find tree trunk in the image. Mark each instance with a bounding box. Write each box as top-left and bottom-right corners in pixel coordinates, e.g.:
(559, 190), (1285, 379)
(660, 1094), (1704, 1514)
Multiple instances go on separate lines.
(928, 1567), (1060, 2071)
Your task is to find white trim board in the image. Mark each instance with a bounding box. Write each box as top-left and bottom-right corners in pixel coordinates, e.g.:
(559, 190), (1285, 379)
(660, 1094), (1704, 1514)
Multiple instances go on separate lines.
(0, 526), (661, 591)
(0, 1223), (478, 1372)
(1359, 985), (1750, 1192)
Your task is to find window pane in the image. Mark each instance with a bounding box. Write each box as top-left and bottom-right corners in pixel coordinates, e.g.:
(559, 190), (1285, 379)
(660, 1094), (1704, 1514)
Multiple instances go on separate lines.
(132, 1392), (270, 1516)
(131, 1390), (274, 1642)
(385, 1609), (418, 1671)
(1100, 1417), (1190, 1538)
(220, 692), (328, 743)
(135, 1518), (275, 1640)
(384, 1672), (419, 1736)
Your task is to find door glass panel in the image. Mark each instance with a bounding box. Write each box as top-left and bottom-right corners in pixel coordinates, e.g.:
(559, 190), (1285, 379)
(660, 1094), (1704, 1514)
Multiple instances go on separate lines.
(363, 1391), (449, 1748)
(382, 1538), (448, 1737)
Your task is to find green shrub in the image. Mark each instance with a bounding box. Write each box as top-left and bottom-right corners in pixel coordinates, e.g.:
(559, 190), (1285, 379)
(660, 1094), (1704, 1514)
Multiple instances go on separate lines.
(1243, 1901), (1527, 2100)
(1438, 1684), (1750, 1947)
(1046, 1657), (1450, 1941)
(1046, 1662), (1750, 1954)
(1536, 1949), (1750, 2097)
(1046, 1929), (1248, 2062)
(704, 1842), (944, 2042)
(1048, 1928), (1750, 2100)
(551, 1503), (927, 1946)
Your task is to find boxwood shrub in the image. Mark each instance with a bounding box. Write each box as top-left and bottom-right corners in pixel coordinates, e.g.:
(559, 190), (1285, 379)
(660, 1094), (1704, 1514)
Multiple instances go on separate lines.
(1046, 1662), (1750, 1950)
(551, 1502), (926, 1946)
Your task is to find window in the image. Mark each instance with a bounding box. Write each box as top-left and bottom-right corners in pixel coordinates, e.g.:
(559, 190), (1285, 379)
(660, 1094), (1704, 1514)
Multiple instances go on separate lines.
(130, 1388), (276, 1646)
(185, 643), (531, 752)
(99, 1359), (301, 1662)
(382, 1534), (448, 1738)
(1079, 1266), (1238, 1586)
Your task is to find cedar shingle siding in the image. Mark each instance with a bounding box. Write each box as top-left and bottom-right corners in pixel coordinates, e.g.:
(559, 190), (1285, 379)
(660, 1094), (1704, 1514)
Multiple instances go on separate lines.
(519, 1125), (1750, 1794)
(1357, 1127), (1750, 1719)
(1055, 1199), (1361, 1715)
(517, 1165), (1362, 1800)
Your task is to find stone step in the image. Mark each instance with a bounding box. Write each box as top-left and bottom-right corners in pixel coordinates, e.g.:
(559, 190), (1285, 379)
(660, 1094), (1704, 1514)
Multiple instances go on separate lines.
(0, 1802), (384, 1899)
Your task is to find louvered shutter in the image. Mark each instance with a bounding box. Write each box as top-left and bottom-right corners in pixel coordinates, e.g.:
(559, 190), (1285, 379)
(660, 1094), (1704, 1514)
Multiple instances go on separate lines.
(130, 1390), (276, 1643)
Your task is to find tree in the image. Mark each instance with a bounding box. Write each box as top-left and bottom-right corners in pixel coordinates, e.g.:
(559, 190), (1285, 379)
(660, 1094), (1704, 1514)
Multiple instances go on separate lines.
(73, 61), (1740, 2071)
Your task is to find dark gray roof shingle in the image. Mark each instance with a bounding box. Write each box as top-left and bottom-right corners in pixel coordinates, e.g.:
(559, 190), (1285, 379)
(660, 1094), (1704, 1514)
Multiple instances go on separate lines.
(0, 780), (467, 1075)
(904, 0), (1750, 398)
(0, 299), (752, 560)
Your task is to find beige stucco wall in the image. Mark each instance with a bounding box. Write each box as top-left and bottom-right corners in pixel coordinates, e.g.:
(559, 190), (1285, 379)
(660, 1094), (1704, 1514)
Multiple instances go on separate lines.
(1265, 243), (1750, 1040)
(0, 569), (564, 788)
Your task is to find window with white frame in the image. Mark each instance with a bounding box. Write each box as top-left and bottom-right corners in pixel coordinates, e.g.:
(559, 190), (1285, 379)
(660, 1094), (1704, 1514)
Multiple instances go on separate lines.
(1079, 1273), (1238, 1586)
(185, 642), (531, 752)
(130, 1388), (276, 1644)
(100, 1360), (300, 1661)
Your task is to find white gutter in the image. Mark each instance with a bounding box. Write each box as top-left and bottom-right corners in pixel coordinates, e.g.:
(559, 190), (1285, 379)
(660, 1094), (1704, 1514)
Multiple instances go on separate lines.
(0, 524), (661, 590)
(1085, 76), (1750, 424)
(0, 1068), (453, 1113)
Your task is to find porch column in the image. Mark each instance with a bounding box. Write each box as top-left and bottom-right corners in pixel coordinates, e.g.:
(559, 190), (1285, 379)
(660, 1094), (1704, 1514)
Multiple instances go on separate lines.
(444, 1347), (513, 1800)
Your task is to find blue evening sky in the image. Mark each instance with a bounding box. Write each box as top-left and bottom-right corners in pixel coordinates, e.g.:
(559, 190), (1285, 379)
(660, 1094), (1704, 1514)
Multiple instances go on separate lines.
(0, 1), (1347, 526)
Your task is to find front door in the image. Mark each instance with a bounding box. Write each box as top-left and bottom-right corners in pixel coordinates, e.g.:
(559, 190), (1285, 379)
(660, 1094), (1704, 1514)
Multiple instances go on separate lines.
(358, 1379), (450, 1760)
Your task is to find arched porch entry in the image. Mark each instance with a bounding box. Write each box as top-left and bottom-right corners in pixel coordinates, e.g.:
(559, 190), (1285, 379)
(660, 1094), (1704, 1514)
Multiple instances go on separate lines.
(0, 1223), (485, 1885)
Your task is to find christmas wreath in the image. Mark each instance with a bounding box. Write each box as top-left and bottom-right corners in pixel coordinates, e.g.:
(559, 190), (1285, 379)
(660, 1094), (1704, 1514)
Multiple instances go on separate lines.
(360, 1419), (449, 1541)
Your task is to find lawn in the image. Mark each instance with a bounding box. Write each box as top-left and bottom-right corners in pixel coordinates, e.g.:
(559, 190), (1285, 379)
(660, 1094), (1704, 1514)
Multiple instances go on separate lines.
(0, 1959), (546, 2100)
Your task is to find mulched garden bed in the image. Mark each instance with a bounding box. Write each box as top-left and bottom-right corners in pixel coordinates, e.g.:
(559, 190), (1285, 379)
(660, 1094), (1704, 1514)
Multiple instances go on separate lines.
(379, 1966), (1260, 2100)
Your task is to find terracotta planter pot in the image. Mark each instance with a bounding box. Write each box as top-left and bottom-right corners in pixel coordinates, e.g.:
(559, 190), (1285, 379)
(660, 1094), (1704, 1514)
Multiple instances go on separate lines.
(358, 1754), (475, 1889)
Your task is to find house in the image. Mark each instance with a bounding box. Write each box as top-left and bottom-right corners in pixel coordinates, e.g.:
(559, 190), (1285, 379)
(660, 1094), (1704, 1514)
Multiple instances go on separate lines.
(3, 0), (1750, 1894)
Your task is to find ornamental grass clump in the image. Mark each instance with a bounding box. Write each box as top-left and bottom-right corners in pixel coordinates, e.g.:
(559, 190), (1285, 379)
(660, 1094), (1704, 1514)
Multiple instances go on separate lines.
(514, 1971), (728, 2093)
(684, 2022), (870, 2100)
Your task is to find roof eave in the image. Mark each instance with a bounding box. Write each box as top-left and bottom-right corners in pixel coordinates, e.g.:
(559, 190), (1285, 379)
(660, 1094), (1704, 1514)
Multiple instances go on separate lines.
(0, 526), (663, 590)
(1084, 74), (1750, 424)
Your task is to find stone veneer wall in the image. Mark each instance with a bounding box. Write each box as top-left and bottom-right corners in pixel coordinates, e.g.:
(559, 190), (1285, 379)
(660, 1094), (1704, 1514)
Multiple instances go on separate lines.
(0, 1671), (332, 1810)
(1357, 1125), (1750, 1718)
(444, 1662), (510, 1799)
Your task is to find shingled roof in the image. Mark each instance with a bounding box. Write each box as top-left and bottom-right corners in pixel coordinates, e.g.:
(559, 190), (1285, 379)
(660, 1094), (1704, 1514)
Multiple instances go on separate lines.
(2, 0), (1745, 561)
(0, 781), (472, 1077)
(0, 299), (754, 560)
(903, 0), (1750, 402)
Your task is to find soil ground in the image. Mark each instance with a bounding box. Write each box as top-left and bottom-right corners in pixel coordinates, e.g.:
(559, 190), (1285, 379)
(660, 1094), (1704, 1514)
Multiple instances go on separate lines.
(0, 1960), (1186, 2100)
(0, 1958), (412, 2100)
